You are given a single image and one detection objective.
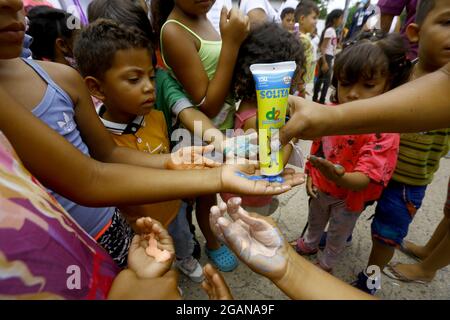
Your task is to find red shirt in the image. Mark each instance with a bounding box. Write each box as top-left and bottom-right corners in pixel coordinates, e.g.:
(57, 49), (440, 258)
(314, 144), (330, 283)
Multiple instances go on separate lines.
(306, 132), (400, 212)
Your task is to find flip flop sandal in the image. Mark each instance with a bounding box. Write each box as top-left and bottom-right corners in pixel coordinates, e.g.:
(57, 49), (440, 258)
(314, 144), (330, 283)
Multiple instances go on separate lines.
(383, 264), (431, 284)
(205, 244), (238, 272)
(399, 241), (423, 262)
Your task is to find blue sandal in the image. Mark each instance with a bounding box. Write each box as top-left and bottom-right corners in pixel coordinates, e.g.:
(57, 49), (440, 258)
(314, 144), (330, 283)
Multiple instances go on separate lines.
(205, 244), (238, 272)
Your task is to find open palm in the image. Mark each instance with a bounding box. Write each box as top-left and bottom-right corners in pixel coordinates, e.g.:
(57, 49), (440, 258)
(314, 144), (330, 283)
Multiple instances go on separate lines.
(127, 217), (175, 279)
(210, 198), (290, 280)
(220, 165), (305, 196)
(166, 145), (221, 170)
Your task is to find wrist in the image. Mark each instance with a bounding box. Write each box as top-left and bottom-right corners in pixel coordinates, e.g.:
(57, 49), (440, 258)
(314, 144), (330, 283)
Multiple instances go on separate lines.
(215, 166), (225, 193)
(333, 172), (346, 185)
(319, 105), (339, 136)
(272, 246), (306, 295)
(222, 39), (241, 53)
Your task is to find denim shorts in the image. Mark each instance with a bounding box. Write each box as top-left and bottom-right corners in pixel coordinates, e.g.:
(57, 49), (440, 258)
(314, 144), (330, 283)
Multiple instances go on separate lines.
(371, 180), (427, 247)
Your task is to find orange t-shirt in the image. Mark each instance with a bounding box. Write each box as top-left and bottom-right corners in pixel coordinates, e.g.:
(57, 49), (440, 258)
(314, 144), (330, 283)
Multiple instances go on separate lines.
(99, 107), (181, 227)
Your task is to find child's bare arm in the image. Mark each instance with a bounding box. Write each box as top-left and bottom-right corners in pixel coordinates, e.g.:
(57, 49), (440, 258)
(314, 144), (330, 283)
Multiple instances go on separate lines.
(282, 138), (299, 166)
(162, 8), (249, 118)
(334, 172), (370, 191)
(1, 86), (303, 206)
(281, 65), (450, 143)
(178, 107), (225, 151)
(319, 38), (331, 72)
(308, 156), (370, 191)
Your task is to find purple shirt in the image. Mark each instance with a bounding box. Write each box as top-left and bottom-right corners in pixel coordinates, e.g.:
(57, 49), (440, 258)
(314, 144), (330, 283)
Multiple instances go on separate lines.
(378, 0), (418, 59)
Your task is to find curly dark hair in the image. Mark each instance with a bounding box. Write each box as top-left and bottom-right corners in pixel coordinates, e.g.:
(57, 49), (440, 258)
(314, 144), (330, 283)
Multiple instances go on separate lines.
(74, 19), (152, 80)
(87, 0), (154, 43)
(233, 23), (305, 102)
(26, 6), (78, 61)
(332, 30), (412, 102)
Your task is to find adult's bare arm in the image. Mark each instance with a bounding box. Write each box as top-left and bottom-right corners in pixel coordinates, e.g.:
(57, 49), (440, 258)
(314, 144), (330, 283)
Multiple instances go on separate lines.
(280, 64), (450, 144)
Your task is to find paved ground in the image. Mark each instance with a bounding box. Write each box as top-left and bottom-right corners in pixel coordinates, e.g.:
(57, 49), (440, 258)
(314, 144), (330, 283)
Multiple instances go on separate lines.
(180, 140), (450, 300)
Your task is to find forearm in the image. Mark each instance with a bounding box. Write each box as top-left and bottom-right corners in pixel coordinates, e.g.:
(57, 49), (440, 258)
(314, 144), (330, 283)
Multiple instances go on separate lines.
(320, 42), (329, 62)
(179, 108), (225, 150)
(103, 146), (170, 169)
(282, 141), (295, 166)
(0, 93), (222, 207)
(199, 42), (239, 118)
(380, 14), (394, 33)
(274, 248), (376, 300)
(323, 67), (450, 135)
(334, 172), (370, 191)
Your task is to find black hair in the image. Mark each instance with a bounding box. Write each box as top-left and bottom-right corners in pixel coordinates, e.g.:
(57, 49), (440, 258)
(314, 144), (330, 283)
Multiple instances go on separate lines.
(319, 9), (343, 47)
(281, 7), (295, 20)
(332, 31), (412, 102)
(233, 23), (305, 102)
(26, 6), (78, 61)
(415, 0), (436, 26)
(151, 0), (175, 44)
(87, 0), (154, 42)
(294, 0), (320, 22)
(74, 19), (152, 80)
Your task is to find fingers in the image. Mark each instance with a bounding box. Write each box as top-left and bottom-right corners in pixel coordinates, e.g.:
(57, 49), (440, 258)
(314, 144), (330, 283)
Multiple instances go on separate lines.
(210, 205), (226, 242)
(226, 197), (242, 221)
(201, 280), (214, 300)
(255, 179), (291, 195)
(334, 164), (345, 177)
(235, 208), (270, 232)
(219, 6), (228, 29)
(309, 155), (344, 178)
(306, 176), (318, 199)
(211, 272), (233, 300)
(279, 116), (297, 146)
(152, 220), (175, 253)
(280, 96), (307, 145)
(202, 263), (234, 300)
(135, 217), (156, 234)
(217, 218), (251, 262)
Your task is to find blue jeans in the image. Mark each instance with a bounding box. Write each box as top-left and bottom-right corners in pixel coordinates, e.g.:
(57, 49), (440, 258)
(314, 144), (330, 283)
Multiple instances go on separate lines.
(371, 180), (427, 247)
(168, 202), (194, 260)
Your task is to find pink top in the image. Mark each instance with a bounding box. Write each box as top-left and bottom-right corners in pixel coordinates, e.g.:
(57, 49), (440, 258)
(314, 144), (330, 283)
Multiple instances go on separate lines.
(306, 131), (400, 212)
(221, 108), (273, 207)
(23, 0), (53, 12)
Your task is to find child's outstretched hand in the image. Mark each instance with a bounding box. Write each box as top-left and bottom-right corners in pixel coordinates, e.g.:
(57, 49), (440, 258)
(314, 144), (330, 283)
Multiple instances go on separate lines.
(127, 217), (175, 279)
(210, 198), (290, 281)
(220, 164), (305, 196)
(306, 175), (318, 198)
(220, 7), (250, 48)
(308, 155), (345, 183)
(166, 145), (221, 170)
(201, 264), (234, 300)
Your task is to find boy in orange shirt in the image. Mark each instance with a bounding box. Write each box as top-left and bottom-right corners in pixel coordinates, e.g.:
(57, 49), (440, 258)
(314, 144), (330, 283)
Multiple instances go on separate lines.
(75, 19), (203, 282)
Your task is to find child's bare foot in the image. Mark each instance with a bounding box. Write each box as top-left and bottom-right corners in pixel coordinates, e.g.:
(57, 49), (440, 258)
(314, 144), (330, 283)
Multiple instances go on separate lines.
(201, 264), (234, 300)
(385, 263), (436, 283)
(401, 240), (430, 260)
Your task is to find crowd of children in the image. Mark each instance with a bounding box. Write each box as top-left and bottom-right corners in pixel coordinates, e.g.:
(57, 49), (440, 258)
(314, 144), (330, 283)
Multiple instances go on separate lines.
(0, 0), (449, 300)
